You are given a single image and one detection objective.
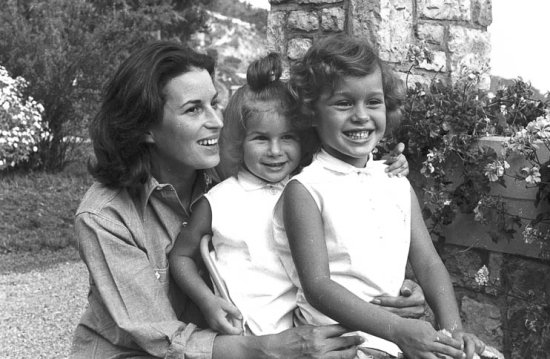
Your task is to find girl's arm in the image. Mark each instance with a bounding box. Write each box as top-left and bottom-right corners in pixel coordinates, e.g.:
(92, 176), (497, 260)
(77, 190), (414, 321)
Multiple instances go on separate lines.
(169, 197), (242, 335)
(282, 181), (465, 358)
(408, 187), (485, 358)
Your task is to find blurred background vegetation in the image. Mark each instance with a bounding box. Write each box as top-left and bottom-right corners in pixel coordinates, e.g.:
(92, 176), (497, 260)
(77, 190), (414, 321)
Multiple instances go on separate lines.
(0, 0), (267, 253)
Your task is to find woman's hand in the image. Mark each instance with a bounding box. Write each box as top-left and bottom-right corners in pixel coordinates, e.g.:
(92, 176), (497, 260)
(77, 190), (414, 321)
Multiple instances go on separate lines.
(383, 143), (409, 177)
(260, 325), (362, 359)
(371, 279), (426, 319)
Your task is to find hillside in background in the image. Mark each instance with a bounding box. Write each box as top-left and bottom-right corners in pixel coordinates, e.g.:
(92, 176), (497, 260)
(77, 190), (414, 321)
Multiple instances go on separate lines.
(191, 1), (268, 103)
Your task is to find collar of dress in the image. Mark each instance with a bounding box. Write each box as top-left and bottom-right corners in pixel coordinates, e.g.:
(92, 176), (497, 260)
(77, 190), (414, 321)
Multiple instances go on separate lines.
(316, 149), (378, 176)
(237, 169), (289, 192)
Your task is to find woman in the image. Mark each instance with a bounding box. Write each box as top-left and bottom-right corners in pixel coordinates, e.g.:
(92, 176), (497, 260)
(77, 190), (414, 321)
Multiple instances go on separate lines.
(71, 41), (424, 359)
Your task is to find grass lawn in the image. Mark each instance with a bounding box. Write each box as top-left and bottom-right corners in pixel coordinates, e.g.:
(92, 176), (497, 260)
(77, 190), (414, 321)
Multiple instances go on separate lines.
(0, 161), (93, 254)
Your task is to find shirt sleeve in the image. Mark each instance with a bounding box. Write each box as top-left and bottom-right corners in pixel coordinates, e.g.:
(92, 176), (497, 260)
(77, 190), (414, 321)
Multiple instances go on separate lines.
(75, 211), (218, 359)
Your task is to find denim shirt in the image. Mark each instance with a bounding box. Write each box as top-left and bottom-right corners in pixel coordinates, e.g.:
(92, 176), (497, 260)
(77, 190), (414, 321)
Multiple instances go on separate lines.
(70, 171), (218, 359)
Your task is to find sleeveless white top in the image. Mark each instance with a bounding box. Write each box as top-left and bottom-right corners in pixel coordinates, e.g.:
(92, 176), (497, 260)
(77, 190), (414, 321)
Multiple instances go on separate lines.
(205, 170), (296, 335)
(273, 150), (411, 356)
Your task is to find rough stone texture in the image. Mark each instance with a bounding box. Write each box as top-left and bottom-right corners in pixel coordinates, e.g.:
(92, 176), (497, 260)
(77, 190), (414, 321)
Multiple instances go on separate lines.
(267, 10), (287, 54)
(377, 0), (414, 62)
(461, 296), (503, 348)
(351, 0), (413, 63)
(417, 23), (445, 45)
(417, 50), (447, 72)
(288, 10), (319, 32)
(504, 256), (550, 358)
(419, 0), (472, 21)
(472, 0), (492, 26)
(448, 26), (491, 87)
(398, 72), (434, 89)
(321, 7), (345, 32)
(287, 37), (313, 60)
(297, 0), (342, 3)
(350, 0), (381, 48)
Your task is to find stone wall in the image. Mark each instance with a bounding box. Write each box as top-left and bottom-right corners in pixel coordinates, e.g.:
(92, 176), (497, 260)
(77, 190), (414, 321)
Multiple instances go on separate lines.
(266, 1), (550, 357)
(267, 0), (492, 87)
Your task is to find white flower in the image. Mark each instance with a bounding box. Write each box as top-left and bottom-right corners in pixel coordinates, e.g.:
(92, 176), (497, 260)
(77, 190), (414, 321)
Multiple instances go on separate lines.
(475, 265), (489, 286)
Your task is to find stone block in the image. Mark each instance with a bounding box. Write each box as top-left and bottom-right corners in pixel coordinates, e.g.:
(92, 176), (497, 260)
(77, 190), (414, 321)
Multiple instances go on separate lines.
(419, 0), (471, 21)
(287, 37), (313, 60)
(461, 296), (503, 348)
(288, 10), (319, 32)
(297, 0), (342, 3)
(472, 0), (492, 26)
(416, 50), (447, 72)
(350, 0), (381, 49)
(267, 11), (287, 54)
(377, 0), (414, 62)
(417, 23), (445, 45)
(448, 26), (490, 84)
(321, 7), (345, 32)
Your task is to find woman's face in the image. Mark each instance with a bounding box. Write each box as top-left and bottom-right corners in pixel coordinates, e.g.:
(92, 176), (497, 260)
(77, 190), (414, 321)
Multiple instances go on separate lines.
(146, 68), (223, 172)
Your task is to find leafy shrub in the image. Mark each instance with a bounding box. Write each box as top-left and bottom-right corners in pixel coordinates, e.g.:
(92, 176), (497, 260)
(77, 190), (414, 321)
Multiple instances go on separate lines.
(0, 0), (211, 171)
(0, 66), (49, 171)
(386, 71), (549, 252)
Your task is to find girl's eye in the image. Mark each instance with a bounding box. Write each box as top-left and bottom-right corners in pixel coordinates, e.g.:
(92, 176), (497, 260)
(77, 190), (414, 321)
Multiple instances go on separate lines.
(252, 135), (268, 141)
(334, 100), (353, 108)
(368, 98), (384, 106)
(282, 134), (298, 141)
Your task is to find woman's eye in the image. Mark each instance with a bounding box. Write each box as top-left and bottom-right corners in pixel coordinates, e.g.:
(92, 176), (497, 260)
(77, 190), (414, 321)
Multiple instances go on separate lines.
(211, 99), (220, 109)
(185, 106), (202, 114)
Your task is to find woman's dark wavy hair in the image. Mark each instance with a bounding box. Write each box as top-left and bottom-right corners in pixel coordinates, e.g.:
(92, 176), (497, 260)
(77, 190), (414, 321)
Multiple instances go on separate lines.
(289, 34), (405, 159)
(88, 41), (215, 188)
(218, 52), (298, 179)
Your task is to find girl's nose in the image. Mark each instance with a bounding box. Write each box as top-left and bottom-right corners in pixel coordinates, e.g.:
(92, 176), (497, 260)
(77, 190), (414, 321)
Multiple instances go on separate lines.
(352, 106), (369, 123)
(268, 140), (282, 156)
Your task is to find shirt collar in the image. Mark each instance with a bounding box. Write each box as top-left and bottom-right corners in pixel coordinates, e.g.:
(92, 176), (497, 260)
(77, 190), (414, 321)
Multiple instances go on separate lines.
(316, 149), (377, 176)
(138, 170), (215, 217)
(237, 169), (289, 192)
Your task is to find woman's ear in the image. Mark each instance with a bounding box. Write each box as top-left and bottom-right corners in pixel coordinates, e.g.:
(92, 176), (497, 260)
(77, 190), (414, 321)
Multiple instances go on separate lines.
(144, 130), (155, 144)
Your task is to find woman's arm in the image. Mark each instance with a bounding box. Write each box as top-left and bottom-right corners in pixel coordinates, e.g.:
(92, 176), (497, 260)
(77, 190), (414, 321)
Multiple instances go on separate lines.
(75, 212), (218, 358)
(169, 198), (242, 335)
(282, 181), (465, 359)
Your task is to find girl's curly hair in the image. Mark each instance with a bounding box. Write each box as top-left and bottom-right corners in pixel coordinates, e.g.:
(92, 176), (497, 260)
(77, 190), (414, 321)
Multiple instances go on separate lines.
(289, 34), (405, 159)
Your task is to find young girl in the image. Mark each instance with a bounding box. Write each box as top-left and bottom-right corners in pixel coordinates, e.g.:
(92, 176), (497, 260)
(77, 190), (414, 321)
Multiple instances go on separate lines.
(273, 34), (486, 359)
(168, 53), (414, 338)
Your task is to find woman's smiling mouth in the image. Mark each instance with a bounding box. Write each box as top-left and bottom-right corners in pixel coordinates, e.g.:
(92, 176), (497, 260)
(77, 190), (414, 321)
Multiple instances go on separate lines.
(197, 138), (219, 146)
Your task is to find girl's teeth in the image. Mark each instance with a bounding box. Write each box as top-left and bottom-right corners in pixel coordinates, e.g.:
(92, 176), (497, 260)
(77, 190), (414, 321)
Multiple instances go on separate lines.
(346, 131), (369, 140)
(198, 138), (218, 146)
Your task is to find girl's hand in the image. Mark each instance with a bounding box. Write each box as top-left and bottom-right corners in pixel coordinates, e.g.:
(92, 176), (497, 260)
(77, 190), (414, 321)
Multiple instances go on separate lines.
(261, 325), (362, 359)
(201, 296), (243, 335)
(451, 331), (485, 359)
(371, 279), (426, 318)
(393, 319), (465, 359)
(383, 142), (409, 177)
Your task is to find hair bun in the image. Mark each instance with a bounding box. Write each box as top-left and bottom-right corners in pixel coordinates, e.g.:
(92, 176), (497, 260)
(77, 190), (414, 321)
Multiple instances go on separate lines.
(247, 52), (283, 91)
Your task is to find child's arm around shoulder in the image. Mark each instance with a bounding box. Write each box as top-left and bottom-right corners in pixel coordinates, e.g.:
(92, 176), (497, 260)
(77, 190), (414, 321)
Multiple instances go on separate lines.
(408, 187), (485, 358)
(169, 197), (242, 335)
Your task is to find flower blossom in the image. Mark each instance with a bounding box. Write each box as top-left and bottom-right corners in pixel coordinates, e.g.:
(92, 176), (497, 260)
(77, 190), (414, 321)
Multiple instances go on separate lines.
(484, 160), (510, 182)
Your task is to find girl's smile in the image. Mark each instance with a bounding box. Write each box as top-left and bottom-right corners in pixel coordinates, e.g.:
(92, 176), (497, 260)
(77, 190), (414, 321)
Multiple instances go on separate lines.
(313, 68), (386, 168)
(242, 110), (301, 184)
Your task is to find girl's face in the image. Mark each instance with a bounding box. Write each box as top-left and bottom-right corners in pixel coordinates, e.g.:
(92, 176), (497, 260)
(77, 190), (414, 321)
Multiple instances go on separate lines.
(313, 68), (386, 168)
(146, 69), (223, 171)
(242, 111), (301, 183)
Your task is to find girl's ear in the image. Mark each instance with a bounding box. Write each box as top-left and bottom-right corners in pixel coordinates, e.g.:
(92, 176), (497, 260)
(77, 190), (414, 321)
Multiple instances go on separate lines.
(144, 130), (155, 144)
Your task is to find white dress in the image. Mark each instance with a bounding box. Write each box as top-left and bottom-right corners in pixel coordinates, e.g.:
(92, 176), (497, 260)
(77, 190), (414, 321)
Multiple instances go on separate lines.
(204, 170), (296, 335)
(273, 150), (411, 356)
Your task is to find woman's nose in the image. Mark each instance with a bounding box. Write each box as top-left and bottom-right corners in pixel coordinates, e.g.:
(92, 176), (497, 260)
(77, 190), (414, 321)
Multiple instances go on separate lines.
(205, 107), (223, 129)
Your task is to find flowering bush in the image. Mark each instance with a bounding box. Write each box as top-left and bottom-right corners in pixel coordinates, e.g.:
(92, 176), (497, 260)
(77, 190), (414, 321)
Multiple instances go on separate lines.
(0, 66), (49, 171)
(385, 61), (549, 257)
